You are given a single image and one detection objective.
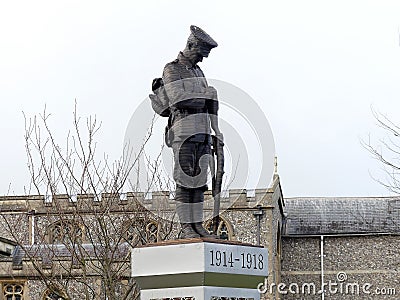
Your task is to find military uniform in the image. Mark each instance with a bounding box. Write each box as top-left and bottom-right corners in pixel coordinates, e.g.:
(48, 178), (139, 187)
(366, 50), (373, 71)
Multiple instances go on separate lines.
(163, 52), (218, 194)
(161, 25), (220, 238)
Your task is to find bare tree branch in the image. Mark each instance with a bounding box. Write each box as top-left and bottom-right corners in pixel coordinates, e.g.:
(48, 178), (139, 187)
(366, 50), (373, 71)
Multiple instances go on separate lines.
(1, 106), (175, 300)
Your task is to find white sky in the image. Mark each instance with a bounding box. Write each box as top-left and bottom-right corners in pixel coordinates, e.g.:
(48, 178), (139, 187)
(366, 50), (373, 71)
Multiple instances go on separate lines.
(1, 0), (400, 197)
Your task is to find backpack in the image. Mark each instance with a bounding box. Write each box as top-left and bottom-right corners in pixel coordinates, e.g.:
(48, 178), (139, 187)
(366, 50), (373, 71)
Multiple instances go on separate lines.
(149, 78), (170, 117)
(149, 78), (174, 147)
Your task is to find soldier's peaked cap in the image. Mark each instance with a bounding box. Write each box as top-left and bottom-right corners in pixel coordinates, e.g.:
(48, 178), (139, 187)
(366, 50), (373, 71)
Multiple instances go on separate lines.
(189, 25), (218, 48)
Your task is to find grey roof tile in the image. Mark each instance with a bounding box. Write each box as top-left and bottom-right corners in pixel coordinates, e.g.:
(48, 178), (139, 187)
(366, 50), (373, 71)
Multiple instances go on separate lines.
(284, 197), (400, 235)
(10, 243), (130, 267)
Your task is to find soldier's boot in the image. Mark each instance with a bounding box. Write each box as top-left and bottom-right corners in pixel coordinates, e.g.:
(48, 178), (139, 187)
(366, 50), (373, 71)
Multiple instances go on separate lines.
(193, 222), (215, 238)
(180, 223), (200, 239)
(192, 191), (216, 239)
(176, 201), (200, 239)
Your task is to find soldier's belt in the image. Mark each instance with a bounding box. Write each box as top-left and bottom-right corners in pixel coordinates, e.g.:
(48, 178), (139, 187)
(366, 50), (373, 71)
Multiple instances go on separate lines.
(176, 107), (206, 114)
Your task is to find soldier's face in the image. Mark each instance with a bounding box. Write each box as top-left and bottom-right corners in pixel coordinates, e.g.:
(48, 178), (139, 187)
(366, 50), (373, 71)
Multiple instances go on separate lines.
(195, 42), (212, 59)
(186, 41), (213, 64)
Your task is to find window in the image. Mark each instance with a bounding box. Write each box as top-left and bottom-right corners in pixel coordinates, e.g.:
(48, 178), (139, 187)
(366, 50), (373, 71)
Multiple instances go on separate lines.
(145, 221), (158, 243)
(42, 289), (66, 300)
(125, 219), (159, 244)
(204, 217), (233, 240)
(49, 221), (83, 244)
(276, 221), (282, 259)
(2, 283), (24, 300)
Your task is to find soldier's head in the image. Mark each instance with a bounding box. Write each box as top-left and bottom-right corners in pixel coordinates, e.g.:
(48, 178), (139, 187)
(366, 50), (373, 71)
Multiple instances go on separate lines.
(183, 25), (218, 64)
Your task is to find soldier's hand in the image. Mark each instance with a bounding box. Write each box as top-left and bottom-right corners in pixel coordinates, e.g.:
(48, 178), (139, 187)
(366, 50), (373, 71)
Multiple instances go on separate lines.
(215, 132), (224, 145)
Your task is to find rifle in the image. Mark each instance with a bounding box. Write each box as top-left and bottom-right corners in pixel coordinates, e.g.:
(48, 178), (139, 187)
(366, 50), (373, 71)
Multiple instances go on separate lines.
(211, 134), (224, 236)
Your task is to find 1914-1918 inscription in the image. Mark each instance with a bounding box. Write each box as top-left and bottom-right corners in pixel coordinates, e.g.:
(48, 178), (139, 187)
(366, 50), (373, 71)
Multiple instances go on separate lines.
(209, 249), (265, 270)
(204, 243), (267, 276)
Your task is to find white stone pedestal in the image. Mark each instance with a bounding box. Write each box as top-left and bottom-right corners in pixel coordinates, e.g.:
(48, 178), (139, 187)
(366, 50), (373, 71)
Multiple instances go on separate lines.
(132, 238), (268, 300)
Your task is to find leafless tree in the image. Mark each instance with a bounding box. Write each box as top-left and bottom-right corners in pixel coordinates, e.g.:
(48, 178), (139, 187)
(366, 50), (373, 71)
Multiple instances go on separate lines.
(363, 109), (400, 194)
(0, 104), (174, 300)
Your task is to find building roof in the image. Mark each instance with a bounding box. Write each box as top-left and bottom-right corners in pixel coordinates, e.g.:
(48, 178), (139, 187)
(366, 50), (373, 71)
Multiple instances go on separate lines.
(0, 236), (17, 246)
(11, 243), (130, 267)
(283, 197), (400, 236)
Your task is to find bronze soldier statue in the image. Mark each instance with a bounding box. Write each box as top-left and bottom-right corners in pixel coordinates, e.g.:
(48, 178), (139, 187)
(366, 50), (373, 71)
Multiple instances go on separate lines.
(154, 25), (223, 238)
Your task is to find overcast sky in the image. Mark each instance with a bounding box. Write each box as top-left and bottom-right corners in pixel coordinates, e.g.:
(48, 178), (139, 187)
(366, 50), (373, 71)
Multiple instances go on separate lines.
(1, 0), (400, 197)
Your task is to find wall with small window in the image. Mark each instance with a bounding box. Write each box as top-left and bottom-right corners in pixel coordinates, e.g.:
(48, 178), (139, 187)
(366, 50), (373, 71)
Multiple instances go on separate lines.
(47, 220), (83, 244)
(1, 282), (25, 300)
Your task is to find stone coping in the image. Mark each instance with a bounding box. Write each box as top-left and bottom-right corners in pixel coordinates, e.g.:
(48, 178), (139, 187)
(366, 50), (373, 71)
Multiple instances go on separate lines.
(136, 237), (263, 248)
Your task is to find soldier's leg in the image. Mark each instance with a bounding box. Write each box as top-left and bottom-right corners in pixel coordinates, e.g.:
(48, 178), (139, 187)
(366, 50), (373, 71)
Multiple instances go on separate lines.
(191, 189), (215, 238)
(175, 187), (200, 238)
(173, 141), (199, 238)
(191, 142), (215, 238)
(173, 141), (196, 190)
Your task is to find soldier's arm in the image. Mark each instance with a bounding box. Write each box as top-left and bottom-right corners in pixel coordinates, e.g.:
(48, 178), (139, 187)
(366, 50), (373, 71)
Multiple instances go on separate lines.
(163, 63), (216, 109)
(196, 66), (222, 139)
(206, 90), (223, 141)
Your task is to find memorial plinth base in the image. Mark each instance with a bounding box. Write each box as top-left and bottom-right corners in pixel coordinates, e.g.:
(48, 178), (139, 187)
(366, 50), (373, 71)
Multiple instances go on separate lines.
(132, 238), (268, 300)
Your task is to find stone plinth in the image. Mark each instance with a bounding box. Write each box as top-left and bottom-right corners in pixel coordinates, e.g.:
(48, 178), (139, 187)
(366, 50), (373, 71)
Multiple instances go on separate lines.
(132, 238), (268, 300)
